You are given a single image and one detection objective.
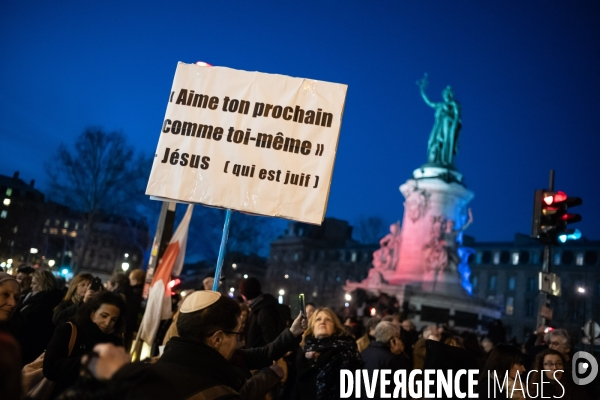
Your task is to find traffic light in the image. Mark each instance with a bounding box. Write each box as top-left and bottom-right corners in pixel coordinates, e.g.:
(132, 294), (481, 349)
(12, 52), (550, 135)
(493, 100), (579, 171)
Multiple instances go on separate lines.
(532, 189), (582, 244)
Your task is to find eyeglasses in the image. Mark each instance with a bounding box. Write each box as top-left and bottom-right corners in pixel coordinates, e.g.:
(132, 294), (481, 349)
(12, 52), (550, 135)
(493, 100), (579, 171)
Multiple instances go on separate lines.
(543, 362), (564, 368)
(222, 330), (245, 342)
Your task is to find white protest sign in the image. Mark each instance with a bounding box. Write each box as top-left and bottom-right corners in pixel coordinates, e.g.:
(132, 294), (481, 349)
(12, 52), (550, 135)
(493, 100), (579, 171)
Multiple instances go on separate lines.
(146, 63), (347, 224)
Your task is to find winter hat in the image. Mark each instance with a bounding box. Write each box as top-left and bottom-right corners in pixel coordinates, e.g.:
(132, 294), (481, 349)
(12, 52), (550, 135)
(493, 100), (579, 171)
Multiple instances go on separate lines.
(239, 277), (261, 300)
(0, 272), (19, 287)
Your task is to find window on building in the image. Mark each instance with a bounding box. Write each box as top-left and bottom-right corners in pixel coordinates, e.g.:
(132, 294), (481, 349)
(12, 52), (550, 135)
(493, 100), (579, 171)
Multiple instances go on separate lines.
(519, 251), (530, 264)
(527, 277), (537, 292)
(351, 252), (357, 262)
(585, 251), (598, 266)
(476, 252), (483, 264)
(45, 219), (50, 226)
(508, 276), (516, 291)
(2, 198), (10, 206)
(472, 275), (478, 289)
(482, 251), (492, 264)
(75, 223), (79, 230)
(64, 221), (69, 229)
(293, 253), (299, 261)
(49, 228), (58, 235)
(500, 251), (510, 264)
(339, 251), (345, 261)
(55, 219), (60, 226)
(532, 251), (540, 265)
(5, 188), (12, 196)
(562, 251), (574, 265)
(489, 275), (497, 290)
(0, 210), (6, 219)
(554, 253), (561, 266)
(525, 299), (534, 317)
(506, 297), (515, 316)
(576, 253), (584, 266)
(493, 252), (500, 265)
(512, 252), (519, 265)
(12, 226), (17, 233)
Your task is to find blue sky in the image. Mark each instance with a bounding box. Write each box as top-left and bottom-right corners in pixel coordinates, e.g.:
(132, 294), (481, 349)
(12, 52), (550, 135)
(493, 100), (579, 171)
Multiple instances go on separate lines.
(1, 1), (599, 245)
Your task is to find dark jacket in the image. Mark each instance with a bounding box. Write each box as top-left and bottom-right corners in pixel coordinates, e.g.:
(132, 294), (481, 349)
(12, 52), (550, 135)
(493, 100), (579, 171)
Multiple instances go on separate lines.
(52, 299), (82, 326)
(235, 328), (300, 370)
(43, 318), (123, 396)
(150, 336), (244, 399)
(291, 336), (363, 400)
(245, 294), (281, 348)
(17, 289), (63, 364)
(361, 340), (411, 372)
(360, 341), (411, 400)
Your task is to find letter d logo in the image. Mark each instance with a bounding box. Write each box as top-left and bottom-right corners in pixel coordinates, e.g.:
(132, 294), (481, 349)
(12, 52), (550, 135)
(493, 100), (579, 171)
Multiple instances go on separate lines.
(572, 351), (598, 386)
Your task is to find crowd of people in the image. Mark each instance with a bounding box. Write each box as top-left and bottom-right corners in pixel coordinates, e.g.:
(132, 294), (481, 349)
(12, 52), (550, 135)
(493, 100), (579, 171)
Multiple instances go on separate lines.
(1, 270), (599, 400)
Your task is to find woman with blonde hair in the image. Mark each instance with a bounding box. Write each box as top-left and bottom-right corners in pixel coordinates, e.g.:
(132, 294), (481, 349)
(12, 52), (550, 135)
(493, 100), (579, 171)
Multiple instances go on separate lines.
(53, 273), (93, 325)
(17, 270), (63, 363)
(291, 307), (363, 400)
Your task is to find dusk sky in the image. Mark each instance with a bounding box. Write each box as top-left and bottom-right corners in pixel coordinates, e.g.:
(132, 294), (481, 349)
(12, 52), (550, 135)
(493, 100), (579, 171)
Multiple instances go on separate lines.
(1, 1), (599, 246)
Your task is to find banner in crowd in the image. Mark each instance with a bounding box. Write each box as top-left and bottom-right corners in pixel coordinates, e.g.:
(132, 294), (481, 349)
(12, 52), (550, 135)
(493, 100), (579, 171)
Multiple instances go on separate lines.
(146, 63), (348, 224)
(136, 204), (193, 347)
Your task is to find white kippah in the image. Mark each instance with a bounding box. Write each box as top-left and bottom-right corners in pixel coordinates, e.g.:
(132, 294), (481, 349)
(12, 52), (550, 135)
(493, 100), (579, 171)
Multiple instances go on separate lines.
(179, 290), (221, 313)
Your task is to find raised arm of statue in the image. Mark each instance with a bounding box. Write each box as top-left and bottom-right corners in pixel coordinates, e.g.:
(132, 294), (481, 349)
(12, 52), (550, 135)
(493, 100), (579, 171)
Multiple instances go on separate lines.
(460, 208), (473, 231)
(417, 73), (436, 108)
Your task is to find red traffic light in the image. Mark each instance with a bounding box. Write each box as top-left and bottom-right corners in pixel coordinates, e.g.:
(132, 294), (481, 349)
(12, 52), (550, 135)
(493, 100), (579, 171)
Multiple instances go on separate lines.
(543, 191), (567, 205)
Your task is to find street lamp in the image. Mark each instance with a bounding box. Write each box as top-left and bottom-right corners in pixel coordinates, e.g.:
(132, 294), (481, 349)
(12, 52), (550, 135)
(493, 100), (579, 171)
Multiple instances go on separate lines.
(232, 263), (237, 270)
(48, 260), (56, 267)
(121, 262), (130, 272)
(243, 274), (248, 279)
(578, 287), (586, 294)
(344, 293), (352, 302)
(30, 248), (38, 254)
(278, 289), (285, 304)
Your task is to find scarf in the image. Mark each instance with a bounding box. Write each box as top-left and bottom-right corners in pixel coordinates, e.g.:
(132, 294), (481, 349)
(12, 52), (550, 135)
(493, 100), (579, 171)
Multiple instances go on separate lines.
(303, 335), (363, 399)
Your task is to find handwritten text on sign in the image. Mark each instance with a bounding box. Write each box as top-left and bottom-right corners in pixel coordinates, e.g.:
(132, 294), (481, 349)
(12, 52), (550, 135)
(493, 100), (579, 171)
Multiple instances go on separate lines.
(146, 63), (347, 224)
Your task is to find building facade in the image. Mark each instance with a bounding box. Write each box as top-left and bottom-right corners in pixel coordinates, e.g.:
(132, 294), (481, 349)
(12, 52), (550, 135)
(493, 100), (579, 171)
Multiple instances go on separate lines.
(264, 218), (377, 307)
(469, 234), (600, 343)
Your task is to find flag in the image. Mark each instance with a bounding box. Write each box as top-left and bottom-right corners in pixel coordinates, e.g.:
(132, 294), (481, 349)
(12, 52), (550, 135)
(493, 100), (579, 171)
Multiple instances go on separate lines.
(136, 204), (193, 346)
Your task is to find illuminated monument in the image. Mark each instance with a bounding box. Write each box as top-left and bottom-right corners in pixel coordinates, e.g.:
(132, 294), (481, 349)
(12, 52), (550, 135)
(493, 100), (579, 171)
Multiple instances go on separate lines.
(345, 74), (500, 330)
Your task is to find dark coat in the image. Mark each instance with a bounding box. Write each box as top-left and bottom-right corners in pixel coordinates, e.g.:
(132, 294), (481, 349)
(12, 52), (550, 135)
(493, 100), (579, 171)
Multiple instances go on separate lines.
(43, 318), (123, 396)
(52, 299), (82, 326)
(150, 336), (244, 399)
(360, 341), (411, 400)
(291, 337), (363, 400)
(361, 341), (411, 372)
(245, 294), (281, 348)
(17, 289), (63, 364)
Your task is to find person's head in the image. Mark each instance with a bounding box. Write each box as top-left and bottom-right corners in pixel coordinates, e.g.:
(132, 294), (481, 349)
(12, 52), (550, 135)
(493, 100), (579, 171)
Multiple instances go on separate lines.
(375, 321), (399, 345)
(107, 272), (129, 292)
(176, 291), (242, 360)
(64, 273), (93, 302)
(443, 86), (454, 101)
(202, 277), (215, 291)
(533, 349), (565, 382)
(239, 277), (261, 302)
(482, 344), (525, 381)
(305, 302), (316, 320)
(128, 269), (145, 286)
(545, 329), (571, 361)
(76, 291), (126, 334)
(31, 270), (57, 294)
(0, 273), (20, 323)
(401, 319), (415, 332)
(239, 302), (250, 326)
(481, 337), (494, 353)
(445, 336), (465, 349)
(304, 307), (345, 342)
(366, 316), (382, 336)
(422, 325), (440, 341)
(16, 266), (34, 291)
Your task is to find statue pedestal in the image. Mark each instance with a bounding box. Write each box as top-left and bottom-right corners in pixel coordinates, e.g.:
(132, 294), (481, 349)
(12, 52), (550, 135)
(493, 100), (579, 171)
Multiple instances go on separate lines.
(345, 166), (501, 331)
(389, 166), (473, 284)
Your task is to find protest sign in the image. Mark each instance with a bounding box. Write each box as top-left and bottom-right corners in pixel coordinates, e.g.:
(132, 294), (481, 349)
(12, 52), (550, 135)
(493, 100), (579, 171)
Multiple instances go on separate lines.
(146, 63), (347, 224)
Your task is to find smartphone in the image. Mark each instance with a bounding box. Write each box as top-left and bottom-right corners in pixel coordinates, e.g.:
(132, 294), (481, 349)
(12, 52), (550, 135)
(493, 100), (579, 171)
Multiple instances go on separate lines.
(90, 277), (103, 292)
(299, 294), (306, 318)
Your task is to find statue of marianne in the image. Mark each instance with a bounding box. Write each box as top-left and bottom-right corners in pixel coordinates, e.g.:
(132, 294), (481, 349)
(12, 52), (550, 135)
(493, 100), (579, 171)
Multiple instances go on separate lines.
(417, 73), (462, 167)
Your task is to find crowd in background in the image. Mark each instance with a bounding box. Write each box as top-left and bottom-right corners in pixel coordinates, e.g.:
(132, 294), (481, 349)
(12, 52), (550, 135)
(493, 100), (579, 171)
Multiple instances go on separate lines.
(1, 268), (599, 400)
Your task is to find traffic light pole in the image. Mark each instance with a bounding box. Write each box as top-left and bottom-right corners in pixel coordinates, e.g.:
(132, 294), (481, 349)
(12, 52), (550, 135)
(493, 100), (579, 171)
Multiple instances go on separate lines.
(536, 170), (554, 329)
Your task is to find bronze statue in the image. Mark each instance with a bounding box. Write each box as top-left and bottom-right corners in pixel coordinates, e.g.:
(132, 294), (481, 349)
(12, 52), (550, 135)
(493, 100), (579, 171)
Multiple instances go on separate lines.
(417, 73), (462, 167)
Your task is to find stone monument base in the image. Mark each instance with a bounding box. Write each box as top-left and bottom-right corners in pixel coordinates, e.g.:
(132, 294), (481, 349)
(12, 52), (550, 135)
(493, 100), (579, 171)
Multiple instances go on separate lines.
(344, 276), (500, 333)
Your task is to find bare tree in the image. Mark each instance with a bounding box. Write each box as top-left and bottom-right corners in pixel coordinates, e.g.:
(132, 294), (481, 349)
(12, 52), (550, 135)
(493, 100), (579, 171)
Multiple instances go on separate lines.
(353, 215), (388, 244)
(46, 128), (150, 272)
